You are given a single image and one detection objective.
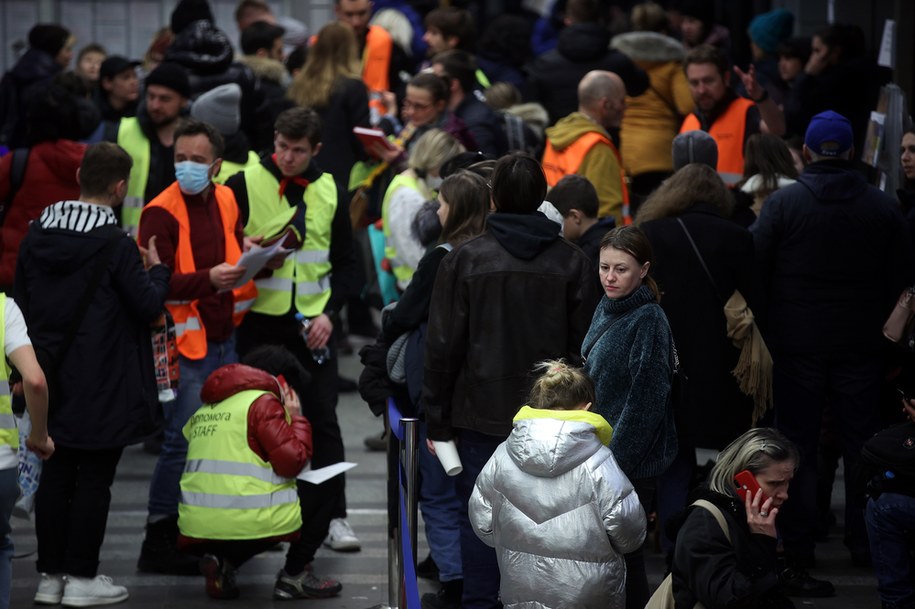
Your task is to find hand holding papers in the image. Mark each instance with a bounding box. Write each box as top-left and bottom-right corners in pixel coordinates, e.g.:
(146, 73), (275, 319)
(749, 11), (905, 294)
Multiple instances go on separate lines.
(232, 235), (294, 288)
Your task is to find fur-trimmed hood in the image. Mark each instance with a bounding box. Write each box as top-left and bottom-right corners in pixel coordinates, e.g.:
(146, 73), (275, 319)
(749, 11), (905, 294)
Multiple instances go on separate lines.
(237, 54), (290, 86)
(610, 31), (685, 64)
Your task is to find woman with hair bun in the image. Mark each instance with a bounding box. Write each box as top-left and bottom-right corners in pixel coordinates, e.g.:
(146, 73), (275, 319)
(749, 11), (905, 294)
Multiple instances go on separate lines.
(670, 427), (798, 609)
(469, 359), (645, 609)
(581, 225), (678, 609)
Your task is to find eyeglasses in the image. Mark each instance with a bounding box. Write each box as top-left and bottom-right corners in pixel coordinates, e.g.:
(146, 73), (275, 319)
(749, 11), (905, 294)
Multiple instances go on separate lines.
(402, 99), (433, 111)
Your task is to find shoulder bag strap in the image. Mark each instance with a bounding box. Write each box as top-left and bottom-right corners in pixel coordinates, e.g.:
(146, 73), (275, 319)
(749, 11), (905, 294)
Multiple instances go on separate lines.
(691, 498), (732, 544)
(676, 217), (724, 305)
(56, 235), (121, 362)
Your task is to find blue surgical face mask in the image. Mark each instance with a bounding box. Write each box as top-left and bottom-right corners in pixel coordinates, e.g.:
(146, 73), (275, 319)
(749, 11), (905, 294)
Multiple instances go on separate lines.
(175, 160), (214, 195)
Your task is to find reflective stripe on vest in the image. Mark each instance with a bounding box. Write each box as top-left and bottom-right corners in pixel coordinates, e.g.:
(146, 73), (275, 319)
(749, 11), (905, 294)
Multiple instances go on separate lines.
(381, 173), (420, 283)
(542, 130), (631, 224)
(178, 389), (301, 540)
(0, 294), (16, 451)
(142, 182), (257, 359)
(117, 117), (151, 237)
(243, 164), (337, 317)
(214, 151), (260, 185)
(680, 97), (755, 181)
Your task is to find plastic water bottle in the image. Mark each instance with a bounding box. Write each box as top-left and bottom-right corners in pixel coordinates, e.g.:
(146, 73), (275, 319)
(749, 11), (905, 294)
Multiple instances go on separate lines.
(295, 312), (331, 365)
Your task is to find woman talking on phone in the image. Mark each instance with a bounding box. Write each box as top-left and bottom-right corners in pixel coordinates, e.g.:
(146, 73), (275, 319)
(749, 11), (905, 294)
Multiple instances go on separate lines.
(669, 428), (798, 609)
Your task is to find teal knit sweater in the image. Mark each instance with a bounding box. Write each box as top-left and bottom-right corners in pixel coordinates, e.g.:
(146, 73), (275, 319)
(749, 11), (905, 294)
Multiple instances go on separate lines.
(582, 284), (678, 480)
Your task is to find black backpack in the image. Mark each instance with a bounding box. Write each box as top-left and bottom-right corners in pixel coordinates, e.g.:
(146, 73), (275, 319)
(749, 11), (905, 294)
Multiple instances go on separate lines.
(0, 147), (30, 226)
(859, 421), (915, 498)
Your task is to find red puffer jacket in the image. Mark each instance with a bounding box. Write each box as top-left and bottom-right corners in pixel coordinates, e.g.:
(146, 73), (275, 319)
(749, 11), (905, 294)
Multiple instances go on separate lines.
(198, 363), (312, 477)
(0, 139), (85, 289)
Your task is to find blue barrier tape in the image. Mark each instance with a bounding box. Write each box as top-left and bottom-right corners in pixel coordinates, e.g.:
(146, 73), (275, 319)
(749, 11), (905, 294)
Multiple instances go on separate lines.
(388, 397), (403, 442)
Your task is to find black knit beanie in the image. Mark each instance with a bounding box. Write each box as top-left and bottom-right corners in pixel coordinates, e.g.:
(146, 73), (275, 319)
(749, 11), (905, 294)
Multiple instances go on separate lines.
(28, 24), (71, 56)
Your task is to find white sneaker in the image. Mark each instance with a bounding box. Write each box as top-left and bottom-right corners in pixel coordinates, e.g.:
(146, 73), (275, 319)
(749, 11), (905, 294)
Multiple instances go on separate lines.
(61, 575), (128, 607)
(323, 517), (361, 552)
(34, 573), (65, 605)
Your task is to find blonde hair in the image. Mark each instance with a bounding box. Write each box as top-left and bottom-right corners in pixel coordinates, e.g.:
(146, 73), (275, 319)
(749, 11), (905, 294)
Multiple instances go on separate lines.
(287, 22), (360, 109)
(708, 428), (799, 497)
(634, 163), (732, 225)
(408, 129), (465, 175)
(631, 2), (668, 33)
(527, 360), (595, 411)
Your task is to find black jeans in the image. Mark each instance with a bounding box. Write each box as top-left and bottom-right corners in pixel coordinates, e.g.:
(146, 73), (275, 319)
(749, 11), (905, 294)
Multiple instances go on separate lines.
(773, 350), (882, 559)
(237, 312), (345, 573)
(35, 445), (123, 577)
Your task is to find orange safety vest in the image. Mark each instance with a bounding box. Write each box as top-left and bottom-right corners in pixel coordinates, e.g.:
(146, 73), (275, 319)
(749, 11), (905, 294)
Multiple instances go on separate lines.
(542, 131), (631, 225)
(142, 182), (257, 360)
(362, 25), (392, 95)
(680, 97), (755, 183)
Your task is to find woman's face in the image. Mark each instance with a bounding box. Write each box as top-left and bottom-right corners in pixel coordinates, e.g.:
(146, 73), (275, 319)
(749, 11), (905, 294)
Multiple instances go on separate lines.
(436, 192), (450, 229)
(752, 459), (795, 509)
(598, 247), (647, 300)
(402, 85), (444, 128)
(78, 51), (105, 82)
(901, 132), (915, 181)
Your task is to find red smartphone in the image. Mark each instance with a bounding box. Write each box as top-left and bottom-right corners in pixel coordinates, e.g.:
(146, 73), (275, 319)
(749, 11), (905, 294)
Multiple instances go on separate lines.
(734, 469), (767, 504)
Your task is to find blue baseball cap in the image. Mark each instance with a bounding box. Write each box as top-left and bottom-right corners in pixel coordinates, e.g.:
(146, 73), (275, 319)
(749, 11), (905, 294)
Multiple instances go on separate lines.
(804, 110), (853, 157)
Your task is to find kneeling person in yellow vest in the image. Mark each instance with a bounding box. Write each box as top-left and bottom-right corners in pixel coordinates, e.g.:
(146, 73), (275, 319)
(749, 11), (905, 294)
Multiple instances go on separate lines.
(177, 359), (312, 600)
(137, 119), (258, 576)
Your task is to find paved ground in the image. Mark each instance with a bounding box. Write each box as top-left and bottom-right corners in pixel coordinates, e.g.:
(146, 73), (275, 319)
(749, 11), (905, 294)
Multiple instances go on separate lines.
(10, 351), (883, 608)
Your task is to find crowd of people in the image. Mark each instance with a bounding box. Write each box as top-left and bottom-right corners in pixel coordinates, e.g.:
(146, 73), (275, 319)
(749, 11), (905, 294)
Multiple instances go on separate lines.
(0, 0), (914, 608)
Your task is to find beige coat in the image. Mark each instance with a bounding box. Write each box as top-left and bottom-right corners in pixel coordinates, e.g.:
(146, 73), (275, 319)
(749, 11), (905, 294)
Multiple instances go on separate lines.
(611, 32), (694, 176)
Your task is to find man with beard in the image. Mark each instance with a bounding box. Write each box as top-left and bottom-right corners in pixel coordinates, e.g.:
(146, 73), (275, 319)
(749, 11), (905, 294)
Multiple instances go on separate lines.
(680, 44), (784, 184)
(107, 62), (189, 236)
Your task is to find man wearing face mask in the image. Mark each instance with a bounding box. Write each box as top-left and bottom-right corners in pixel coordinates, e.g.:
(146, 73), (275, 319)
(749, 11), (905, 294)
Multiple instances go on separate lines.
(135, 119), (257, 575)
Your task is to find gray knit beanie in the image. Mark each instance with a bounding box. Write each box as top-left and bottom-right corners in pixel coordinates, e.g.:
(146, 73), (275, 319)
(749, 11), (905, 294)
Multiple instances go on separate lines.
(190, 83), (241, 136)
(672, 130), (719, 170)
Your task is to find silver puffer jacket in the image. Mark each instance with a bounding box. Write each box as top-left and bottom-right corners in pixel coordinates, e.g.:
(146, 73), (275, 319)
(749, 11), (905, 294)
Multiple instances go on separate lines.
(469, 408), (646, 609)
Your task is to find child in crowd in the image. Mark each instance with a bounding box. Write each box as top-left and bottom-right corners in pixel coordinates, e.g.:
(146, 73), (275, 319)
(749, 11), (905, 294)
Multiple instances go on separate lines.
(547, 174), (614, 314)
(468, 360), (646, 609)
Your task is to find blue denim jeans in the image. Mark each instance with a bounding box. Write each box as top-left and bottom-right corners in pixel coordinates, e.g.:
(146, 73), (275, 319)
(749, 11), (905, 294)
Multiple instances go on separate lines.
(866, 493), (915, 609)
(147, 337), (237, 517)
(455, 430), (504, 609)
(418, 423), (462, 582)
(0, 467), (18, 609)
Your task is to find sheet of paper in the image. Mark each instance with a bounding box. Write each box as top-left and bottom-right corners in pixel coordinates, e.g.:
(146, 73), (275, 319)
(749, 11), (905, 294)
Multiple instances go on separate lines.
(297, 461), (357, 484)
(233, 237), (292, 287)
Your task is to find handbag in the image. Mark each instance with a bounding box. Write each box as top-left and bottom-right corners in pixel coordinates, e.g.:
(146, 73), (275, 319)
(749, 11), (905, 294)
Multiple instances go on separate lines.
(644, 499), (731, 609)
(883, 287), (915, 350)
(677, 218), (773, 423)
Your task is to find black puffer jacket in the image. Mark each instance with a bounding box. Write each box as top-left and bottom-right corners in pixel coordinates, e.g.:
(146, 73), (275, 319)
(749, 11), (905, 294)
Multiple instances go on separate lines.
(164, 19), (263, 144)
(0, 48), (62, 148)
(670, 489), (792, 609)
(525, 23), (649, 124)
(14, 209), (171, 449)
(423, 212), (592, 440)
(752, 161), (915, 354)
